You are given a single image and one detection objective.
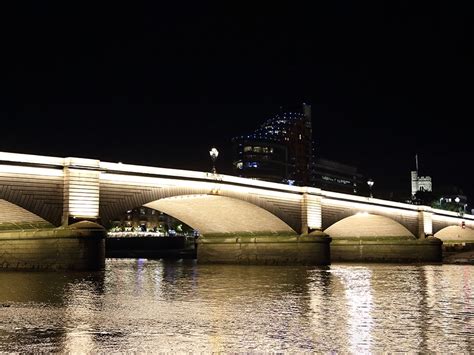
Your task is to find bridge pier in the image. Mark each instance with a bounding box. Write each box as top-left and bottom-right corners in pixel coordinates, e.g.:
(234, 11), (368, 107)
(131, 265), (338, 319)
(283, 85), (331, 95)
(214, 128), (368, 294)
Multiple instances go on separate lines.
(418, 210), (433, 238)
(196, 232), (331, 265)
(330, 237), (442, 263)
(0, 221), (106, 271)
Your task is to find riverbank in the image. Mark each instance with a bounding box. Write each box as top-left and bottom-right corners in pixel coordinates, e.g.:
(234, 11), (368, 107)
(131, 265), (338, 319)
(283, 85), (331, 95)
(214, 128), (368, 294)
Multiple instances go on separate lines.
(443, 250), (474, 264)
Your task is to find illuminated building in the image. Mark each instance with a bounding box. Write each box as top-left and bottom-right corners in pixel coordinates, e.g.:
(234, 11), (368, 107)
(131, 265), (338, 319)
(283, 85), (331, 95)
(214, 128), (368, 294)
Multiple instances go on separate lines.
(232, 103), (365, 194)
(109, 206), (196, 236)
(232, 103), (313, 186)
(411, 171), (432, 196)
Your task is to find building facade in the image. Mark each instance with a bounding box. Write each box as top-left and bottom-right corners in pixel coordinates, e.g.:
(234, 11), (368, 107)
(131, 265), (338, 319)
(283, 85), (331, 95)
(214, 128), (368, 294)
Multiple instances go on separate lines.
(232, 103), (313, 186)
(411, 170), (432, 197)
(109, 206), (197, 236)
(231, 103), (365, 194)
(313, 158), (365, 194)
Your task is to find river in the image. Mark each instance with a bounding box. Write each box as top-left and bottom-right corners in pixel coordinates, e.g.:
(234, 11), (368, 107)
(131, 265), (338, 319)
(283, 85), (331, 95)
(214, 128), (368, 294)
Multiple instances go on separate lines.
(0, 259), (472, 353)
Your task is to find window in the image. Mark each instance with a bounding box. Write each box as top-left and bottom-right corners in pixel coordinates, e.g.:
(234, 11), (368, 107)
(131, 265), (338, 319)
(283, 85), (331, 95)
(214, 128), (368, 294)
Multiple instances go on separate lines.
(244, 146), (252, 152)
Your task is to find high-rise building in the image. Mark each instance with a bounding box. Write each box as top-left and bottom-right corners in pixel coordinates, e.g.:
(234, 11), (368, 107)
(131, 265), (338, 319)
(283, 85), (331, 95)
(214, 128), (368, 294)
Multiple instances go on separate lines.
(231, 103), (365, 194)
(232, 103), (313, 186)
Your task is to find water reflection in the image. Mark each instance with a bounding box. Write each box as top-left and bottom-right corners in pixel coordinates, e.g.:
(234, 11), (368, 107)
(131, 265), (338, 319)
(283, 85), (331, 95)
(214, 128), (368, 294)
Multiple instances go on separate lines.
(0, 261), (472, 353)
(0, 271), (105, 353)
(331, 266), (373, 353)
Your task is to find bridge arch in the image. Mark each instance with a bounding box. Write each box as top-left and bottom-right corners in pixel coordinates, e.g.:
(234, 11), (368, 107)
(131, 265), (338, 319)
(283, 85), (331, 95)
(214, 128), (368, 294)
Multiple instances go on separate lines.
(100, 183), (301, 232)
(0, 184), (63, 226)
(143, 195), (295, 235)
(324, 213), (415, 239)
(434, 225), (474, 242)
(0, 199), (54, 229)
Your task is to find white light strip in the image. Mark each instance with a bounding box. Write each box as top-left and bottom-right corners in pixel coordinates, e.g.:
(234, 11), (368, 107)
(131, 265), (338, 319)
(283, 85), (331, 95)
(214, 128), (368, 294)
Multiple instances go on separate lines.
(101, 172), (214, 189)
(0, 151), (64, 166)
(0, 165), (63, 177)
(101, 172), (300, 201)
(431, 208), (474, 221)
(100, 161), (302, 193)
(321, 190), (422, 212)
(323, 198), (419, 218)
(432, 214), (472, 225)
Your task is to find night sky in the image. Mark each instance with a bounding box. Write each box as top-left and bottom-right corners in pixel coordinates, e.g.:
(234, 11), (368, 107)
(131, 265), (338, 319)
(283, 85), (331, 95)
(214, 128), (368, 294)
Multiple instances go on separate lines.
(1, 2), (472, 202)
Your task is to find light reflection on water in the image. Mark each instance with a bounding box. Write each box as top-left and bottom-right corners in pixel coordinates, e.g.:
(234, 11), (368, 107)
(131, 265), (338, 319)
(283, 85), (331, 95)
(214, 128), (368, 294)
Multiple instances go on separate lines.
(0, 260), (472, 353)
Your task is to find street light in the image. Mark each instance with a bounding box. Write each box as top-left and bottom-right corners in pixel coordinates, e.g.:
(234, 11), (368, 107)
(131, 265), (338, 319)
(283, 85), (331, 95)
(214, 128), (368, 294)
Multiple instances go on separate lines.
(454, 196), (464, 215)
(209, 147), (219, 174)
(367, 179), (374, 198)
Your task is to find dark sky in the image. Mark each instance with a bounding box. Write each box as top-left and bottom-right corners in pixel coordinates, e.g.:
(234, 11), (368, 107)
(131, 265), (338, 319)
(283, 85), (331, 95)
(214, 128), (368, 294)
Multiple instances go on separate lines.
(0, 2), (473, 201)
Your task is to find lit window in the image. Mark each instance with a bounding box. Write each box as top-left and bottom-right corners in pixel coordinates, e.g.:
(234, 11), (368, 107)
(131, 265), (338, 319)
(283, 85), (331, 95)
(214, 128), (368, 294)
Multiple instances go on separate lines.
(243, 146), (252, 152)
(253, 146), (262, 153)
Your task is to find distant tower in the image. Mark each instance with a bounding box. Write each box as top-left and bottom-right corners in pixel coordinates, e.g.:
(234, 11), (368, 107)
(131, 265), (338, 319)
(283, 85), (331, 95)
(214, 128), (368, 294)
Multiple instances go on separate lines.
(411, 154), (432, 197)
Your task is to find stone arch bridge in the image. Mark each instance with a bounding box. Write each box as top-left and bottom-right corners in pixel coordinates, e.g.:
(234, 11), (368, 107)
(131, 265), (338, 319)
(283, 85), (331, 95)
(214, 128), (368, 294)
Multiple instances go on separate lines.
(1, 151), (472, 268)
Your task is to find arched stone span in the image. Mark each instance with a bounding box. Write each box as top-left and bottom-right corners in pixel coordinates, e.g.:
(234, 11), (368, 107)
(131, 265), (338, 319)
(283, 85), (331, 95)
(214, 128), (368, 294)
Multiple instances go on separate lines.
(0, 175), (63, 226)
(324, 213), (415, 239)
(434, 226), (474, 242)
(100, 183), (301, 232)
(0, 199), (54, 229)
(321, 197), (420, 237)
(144, 195), (295, 235)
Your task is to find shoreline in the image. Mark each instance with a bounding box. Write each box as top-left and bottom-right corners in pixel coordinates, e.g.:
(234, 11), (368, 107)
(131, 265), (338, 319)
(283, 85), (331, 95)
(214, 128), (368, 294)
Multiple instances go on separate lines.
(442, 250), (474, 264)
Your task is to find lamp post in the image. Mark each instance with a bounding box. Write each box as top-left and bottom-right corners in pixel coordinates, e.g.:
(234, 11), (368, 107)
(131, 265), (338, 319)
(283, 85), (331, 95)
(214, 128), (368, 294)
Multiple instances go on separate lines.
(209, 147), (219, 174)
(454, 196), (463, 215)
(367, 179), (374, 198)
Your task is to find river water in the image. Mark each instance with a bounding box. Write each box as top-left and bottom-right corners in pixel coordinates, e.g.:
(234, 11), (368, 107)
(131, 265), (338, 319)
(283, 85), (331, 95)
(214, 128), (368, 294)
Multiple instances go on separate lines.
(0, 259), (472, 353)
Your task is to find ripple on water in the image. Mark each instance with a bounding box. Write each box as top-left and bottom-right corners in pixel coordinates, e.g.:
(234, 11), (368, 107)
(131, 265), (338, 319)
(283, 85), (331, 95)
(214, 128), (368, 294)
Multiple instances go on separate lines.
(0, 260), (472, 353)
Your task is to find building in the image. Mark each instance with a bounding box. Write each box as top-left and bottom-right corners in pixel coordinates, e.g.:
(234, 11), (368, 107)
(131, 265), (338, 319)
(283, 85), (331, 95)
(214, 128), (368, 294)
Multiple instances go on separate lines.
(232, 103), (313, 186)
(109, 206), (197, 236)
(411, 170), (432, 197)
(313, 158), (365, 194)
(410, 155), (432, 198)
(231, 103), (365, 194)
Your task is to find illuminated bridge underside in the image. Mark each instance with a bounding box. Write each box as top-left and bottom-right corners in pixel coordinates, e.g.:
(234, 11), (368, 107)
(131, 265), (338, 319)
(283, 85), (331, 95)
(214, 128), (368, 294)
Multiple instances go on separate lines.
(324, 214), (415, 239)
(145, 195), (295, 235)
(434, 226), (474, 242)
(0, 199), (53, 230)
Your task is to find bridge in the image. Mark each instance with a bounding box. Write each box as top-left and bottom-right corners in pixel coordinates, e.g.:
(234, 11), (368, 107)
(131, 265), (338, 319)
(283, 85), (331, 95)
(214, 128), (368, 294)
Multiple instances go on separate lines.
(1, 151), (473, 270)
